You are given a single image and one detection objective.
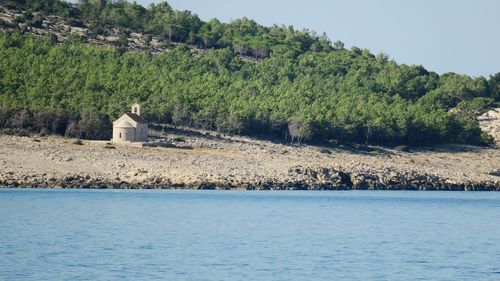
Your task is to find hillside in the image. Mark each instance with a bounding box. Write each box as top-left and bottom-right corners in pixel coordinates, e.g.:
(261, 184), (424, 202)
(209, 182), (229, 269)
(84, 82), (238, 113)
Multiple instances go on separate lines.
(0, 0), (499, 147)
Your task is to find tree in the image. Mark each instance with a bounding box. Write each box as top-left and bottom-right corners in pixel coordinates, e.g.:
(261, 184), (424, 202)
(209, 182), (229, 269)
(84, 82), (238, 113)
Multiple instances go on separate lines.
(171, 105), (192, 127)
(9, 109), (31, 129)
(199, 19), (223, 48)
(78, 110), (111, 140)
(333, 40), (344, 50)
(65, 121), (80, 138)
(288, 119), (313, 144)
(0, 104), (10, 129)
(0, 3), (494, 147)
(376, 52), (389, 63)
(488, 72), (500, 101)
(34, 110), (58, 133)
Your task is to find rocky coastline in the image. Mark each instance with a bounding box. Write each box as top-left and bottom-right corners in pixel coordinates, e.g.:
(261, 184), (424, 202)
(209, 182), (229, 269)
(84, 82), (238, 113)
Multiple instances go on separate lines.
(1, 167), (499, 191)
(1, 129), (499, 191)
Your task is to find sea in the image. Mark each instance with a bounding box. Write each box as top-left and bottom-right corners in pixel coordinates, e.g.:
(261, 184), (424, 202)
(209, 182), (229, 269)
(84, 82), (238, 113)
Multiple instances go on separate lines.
(0, 189), (499, 280)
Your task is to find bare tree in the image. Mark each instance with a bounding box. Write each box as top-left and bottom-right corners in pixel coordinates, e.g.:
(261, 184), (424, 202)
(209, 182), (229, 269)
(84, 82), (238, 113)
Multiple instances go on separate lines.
(171, 105), (192, 127)
(0, 104), (10, 129)
(65, 121), (80, 138)
(288, 119), (313, 145)
(9, 109), (31, 129)
(34, 110), (56, 133)
(78, 110), (110, 140)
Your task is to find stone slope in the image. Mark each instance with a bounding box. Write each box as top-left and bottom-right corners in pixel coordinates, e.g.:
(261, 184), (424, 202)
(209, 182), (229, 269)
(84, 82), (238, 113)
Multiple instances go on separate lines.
(479, 108), (500, 146)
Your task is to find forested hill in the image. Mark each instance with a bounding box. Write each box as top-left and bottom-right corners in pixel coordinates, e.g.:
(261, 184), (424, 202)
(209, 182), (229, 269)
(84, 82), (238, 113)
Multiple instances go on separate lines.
(0, 0), (499, 146)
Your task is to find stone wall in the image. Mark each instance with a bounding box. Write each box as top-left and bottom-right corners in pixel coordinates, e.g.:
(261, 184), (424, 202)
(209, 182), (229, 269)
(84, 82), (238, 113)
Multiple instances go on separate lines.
(135, 124), (149, 142)
(112, 127), (136, 143)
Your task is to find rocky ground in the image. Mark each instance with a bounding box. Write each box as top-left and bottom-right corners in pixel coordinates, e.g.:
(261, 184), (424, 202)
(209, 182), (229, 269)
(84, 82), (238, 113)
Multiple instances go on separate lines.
(479, 108), (500, 146)
(0, 4), (258, 61)
(0, 6), (170, 53)
(1, 125), (499, 190)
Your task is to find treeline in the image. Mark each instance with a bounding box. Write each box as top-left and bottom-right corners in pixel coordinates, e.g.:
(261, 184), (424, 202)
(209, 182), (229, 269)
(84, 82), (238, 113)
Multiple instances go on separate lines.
(0, 106), (111, 139)
(2, 0), (334, 60)
(0, 31), (497, 145)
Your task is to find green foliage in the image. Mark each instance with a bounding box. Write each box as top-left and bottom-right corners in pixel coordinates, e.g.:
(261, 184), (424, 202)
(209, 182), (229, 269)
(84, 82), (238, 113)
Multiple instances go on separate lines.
(0, 0), (497, 146)
(488, 73), (500, 102)
(9, 0), (341, 59)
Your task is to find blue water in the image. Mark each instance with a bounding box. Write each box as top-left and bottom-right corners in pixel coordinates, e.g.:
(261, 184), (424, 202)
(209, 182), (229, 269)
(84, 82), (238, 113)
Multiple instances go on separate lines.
(0, 190), (499, 280)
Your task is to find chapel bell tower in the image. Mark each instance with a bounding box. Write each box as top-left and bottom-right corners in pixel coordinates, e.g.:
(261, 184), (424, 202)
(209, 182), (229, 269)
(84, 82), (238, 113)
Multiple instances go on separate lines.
(131, 103), (141, 116)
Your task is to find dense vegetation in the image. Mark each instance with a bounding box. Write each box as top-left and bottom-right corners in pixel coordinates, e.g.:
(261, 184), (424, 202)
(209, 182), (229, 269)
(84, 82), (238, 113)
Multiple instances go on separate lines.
(1, 0), (334, 58)
(0, 0), (498, 146)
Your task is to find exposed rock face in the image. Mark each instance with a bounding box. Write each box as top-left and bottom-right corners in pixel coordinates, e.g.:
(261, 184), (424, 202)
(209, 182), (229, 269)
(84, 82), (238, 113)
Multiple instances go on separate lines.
(0, 172), (173, 189)
(1, 167), (499, 191)
(479, 108), (500, 146)
(281, 166), (499, 191)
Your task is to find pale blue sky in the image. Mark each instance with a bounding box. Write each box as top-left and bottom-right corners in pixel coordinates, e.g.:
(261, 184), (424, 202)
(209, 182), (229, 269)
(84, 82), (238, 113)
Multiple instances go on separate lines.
(137, 0), (499, 77)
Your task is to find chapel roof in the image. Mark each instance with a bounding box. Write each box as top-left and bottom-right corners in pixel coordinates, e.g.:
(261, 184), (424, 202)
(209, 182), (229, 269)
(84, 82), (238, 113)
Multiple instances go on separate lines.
(125, 113), (148, 124)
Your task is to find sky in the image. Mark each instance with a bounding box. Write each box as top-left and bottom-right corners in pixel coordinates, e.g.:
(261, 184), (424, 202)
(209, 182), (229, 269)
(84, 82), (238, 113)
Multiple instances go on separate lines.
(136, 0), (500, 77)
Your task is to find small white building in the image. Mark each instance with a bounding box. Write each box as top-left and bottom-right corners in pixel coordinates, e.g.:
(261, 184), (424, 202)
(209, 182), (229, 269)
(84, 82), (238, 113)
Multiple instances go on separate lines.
(112, 103), (148, 143)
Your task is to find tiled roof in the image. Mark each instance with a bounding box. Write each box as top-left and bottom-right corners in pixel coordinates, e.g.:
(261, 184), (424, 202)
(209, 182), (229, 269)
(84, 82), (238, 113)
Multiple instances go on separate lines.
(125, 113), (148, 124)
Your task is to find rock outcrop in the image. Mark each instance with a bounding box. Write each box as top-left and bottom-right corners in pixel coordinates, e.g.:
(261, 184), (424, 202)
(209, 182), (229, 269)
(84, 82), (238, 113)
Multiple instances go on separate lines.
(1, 167), (499, 191)
(479, 108), (500, 146)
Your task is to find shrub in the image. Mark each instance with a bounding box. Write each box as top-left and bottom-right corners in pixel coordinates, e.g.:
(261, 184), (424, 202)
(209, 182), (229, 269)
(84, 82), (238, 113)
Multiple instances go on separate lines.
(0, 19), (13, 28)
(173, 136), (186, 142)
(66, 18), (85, 28)
(32, 18), (43, 28)
(0, 128), (30, 137)
(318, 147), (332, 154)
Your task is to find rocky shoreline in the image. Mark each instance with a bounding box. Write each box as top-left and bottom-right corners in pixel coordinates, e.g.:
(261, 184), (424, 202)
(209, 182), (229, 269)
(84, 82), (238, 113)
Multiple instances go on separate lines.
(1, 131), (499, 191)
(1, 166), (499, 191)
